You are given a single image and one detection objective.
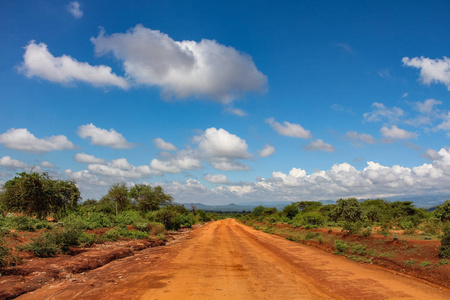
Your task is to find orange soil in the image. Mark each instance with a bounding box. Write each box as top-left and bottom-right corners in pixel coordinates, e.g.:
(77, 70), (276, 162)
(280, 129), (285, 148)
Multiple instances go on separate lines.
(17, 219), (450, 299)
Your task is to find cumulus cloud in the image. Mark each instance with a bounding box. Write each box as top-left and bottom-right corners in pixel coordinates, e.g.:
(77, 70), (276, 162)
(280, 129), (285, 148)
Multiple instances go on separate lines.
(68, 1), (83, 18)
(88, 158), (160, 179)
(40, 161), (56, 169)
(363, 102), (404, 123)
(19, 41), (128, 89)
(74, 153), (107, 164)
(150, 149), (202, 174)
(91, 25), (267, 103)
(258, 144), (275, 157)
(380, 125), (417, 139)
(304, 139), (336, 152)
(203, 174), (230, 184)
(154, 138), (177, 151)
(0, 128), (75, 152)
(415, 98), (442, 114)
(78, 123), (133, 149)
(195, 128), (251, 159)
(210, 158), (251, 171)
(0, 156), (29, 169)
(265, 117), (311, 138)
(403, 56), (450, 90)
(345, 131), (375, 146)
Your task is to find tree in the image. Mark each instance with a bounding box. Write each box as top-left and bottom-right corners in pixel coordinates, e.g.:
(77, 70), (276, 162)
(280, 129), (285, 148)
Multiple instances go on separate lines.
(0, 172), (81, 219)
(434, 200), (450, 222)
(282, 203), (299, 219)
(105, 183), (130, 215)
(296, 201), (322, 213)
(252, 205), (265, 216)
(129, 184), (173, 212)
(331, 198), (364, 223)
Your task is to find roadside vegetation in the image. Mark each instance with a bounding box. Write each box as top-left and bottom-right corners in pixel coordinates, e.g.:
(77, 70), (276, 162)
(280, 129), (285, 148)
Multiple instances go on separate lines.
(236, 198), (450, 281)
(0, 172), (215, 266)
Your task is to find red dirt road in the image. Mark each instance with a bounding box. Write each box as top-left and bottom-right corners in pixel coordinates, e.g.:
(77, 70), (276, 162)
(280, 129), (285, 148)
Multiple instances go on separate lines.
(18, 219), (450, 299)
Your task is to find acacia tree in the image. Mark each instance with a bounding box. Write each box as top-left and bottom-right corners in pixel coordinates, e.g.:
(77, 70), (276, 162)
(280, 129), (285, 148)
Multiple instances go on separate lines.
(331, 198), (364, 223)
(129, 184), (173, 212)
(0, 172), (80, 219)
(104, 183), (130, 215)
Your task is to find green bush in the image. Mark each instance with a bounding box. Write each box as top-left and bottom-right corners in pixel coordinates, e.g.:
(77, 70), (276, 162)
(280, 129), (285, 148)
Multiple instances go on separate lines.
(79, 232), (98, 247)
(7, 216), (36, 232)
(438, 226), (450, 258)
(115, 210), (145, 226)
(334, 239), (349, 255)
(176, 213), (197, 228)
(304, 232), (321, 240)
(0, 239), (12, 266)
(24, 236), (59, 258)
(101, 228), (121, 241)
(35, 221), (53, 230)
(148, 222), (166, 236)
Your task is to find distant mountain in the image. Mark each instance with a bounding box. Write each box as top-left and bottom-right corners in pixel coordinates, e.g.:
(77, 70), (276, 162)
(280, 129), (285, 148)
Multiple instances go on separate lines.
(179, 196), (449, 212)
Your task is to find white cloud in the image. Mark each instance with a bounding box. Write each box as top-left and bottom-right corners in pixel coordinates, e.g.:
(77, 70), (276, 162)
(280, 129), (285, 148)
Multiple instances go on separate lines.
(402, 93), (408, 98)
(225, 107), (247, 117)
(150, 159), (181, 174)
(363, 102), (404, 123)
(91, 25), (267, 103)
(437, 112), (450, 131)
(65, 169), (109, 186)
(195, 128), (251, 159)
(78, 123), (133, 149)
(203, 174), (230, 184)
(403, 56), (450, 90)
(88, 159), (160, 179)
(0, 128), (75, 152)
(304, 139), (335, 152)
(40, 161), (56, 169)
(20, 41), (128, 89)
(265, 117), (311, 138)
(68, 1), (83, 18)
(380, 125), (417, 139)
(154, 138), (177, 151)
(345, 131), (375, 145)
(210, 158), (251, 171)
(74, 153), (107, 164)
(258, 144), (275, 157)
(415, 98), (442, 114)
(0, 156), (29, 169)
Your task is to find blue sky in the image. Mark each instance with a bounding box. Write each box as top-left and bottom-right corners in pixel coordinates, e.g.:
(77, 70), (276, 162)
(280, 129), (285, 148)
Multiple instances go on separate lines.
(1, 0), (450, 204)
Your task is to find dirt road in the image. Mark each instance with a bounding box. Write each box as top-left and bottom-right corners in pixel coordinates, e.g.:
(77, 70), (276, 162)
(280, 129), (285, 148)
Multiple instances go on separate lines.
(18, 219), (450, 299)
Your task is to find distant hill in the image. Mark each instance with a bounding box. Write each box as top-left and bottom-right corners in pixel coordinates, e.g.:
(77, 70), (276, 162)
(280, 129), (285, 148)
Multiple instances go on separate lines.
(179, 195), (449, 212)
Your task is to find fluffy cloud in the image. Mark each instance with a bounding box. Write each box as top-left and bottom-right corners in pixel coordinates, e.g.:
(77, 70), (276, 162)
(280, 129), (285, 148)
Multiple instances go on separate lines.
(265, 117), (311, 138)
(67, 1), (83, 18)
(78, 124), (133, 149)
(154, 138), (177, 151)
(380, 125), (417, 139)
(363, 102), (404, 123)
(304, 139), (335, 152)
(20, 41), (128, 89)
(415, 98), (442, 114)
(74, 153), (107, 165)
(0, 128), (75, 152)
(195, 128), (251, 159)
(40, 161), (56, 169)
(0, 156), (29, 169)
(258, 144), (275, 157)
(345, 131), (375, 145)
(88, 158), (160, 179)
(203, 174), (230, 184)
(91, 25), (267, 103)
(403, 56), (450, 90)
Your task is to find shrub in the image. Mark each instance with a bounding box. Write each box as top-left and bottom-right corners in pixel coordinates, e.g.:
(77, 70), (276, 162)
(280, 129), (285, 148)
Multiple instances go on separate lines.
(437, 259), (450, 265)
(35, 221), (53, 230)
(79, 233), (98, 247)
(50, 228), (83, 252)
(342, 221), (363, 235)
(0, 239), (12, 266)
(334, 239), (349, 255)
(7, 216), (36, 232)
(405, 259), (416, 266)
(419, 261), (432, 267)
(302, 212), (325, 226)
(438, 226), (450, 258)
(148, 222), (166, 236)
(101, 228), (121, 242)
(176, 213), (196, 228)
(304, 232), (321, 240)
(24, 236), (59, 257)
(115, 210), (145, 226)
